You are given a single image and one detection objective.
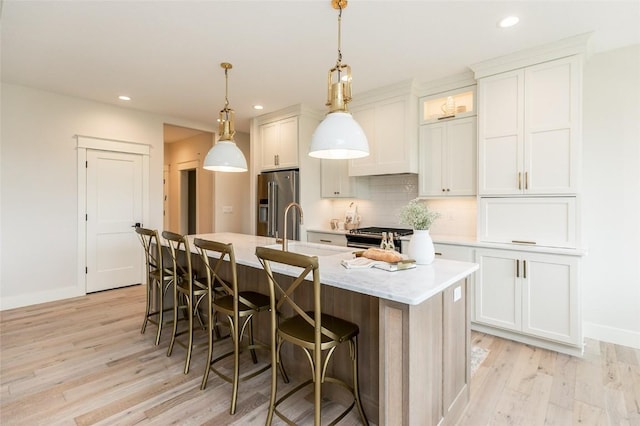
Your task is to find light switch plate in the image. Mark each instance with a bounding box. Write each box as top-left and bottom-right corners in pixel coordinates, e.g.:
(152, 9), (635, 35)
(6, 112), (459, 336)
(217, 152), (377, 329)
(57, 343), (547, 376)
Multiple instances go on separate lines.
(223, 206), (233, 214)
(453, 286), (462, 302)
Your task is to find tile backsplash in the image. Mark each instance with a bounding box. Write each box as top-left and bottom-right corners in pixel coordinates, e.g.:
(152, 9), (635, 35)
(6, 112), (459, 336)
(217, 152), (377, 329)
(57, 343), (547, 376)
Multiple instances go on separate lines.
(328, 174), (477, 238)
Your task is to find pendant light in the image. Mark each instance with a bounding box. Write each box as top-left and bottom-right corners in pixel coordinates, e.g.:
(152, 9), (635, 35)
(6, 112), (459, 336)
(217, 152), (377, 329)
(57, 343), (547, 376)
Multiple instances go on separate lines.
(203, 62), (248, 172)
(309, 0), (369, 160)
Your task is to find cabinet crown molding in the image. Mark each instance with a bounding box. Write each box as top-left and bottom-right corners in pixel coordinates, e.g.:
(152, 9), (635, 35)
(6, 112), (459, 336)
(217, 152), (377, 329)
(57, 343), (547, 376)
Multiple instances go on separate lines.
(416, 71), (476, 97)
(349, 79), (418, 107)
(471, 32), (593, 79)
(251, 103), (323, 126)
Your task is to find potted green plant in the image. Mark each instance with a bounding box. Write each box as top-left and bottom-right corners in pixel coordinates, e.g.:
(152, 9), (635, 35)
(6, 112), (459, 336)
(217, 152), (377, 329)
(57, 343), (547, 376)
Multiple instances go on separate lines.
(399, 198), (440, 264)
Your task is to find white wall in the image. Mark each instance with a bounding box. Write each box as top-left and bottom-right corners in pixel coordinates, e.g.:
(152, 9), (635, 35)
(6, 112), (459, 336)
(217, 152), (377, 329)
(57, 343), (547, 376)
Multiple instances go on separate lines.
(581, 44), (640, 348)
(214, 130), (252, 234)
(0, 83), (212, 309)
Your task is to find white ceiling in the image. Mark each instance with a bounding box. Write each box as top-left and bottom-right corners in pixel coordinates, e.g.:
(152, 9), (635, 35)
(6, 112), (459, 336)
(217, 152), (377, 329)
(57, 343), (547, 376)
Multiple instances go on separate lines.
(2, 1), (639, 137)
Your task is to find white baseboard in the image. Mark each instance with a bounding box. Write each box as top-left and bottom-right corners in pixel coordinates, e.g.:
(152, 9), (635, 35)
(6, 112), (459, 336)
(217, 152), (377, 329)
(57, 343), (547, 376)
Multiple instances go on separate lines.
(471, 323), (585, 357)
(583, 322), (640, 349)
(0, 286), (85, 311)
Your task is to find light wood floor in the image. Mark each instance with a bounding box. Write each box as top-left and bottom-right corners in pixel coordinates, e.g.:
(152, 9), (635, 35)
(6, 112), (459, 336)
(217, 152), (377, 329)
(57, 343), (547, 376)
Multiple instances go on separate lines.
(1, 285), (638, 425)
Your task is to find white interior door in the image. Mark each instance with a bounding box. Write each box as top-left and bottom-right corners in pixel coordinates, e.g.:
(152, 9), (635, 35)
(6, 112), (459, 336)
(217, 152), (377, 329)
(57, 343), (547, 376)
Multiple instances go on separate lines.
(86, 150), (143, 293)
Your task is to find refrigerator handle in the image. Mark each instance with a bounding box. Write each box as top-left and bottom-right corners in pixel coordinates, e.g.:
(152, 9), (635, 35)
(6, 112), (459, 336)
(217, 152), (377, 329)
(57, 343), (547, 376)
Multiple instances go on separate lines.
(268, 181), (278, 237)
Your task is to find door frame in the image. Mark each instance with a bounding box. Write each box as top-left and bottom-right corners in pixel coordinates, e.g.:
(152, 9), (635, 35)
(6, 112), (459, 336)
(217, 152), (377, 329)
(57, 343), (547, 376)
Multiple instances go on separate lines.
(176, 159), (200, 235)
(77, 135), (150, 294)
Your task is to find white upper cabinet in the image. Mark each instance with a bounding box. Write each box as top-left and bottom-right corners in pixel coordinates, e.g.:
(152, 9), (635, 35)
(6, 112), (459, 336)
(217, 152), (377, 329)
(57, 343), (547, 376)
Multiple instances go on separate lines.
(420, 86), (476, 124)
(321, 159), (360, 198)
(477, 56), (582, 195)
(259, 116), (299, 171)
(419, 117), (476, 197)
(348, 82), (419, 176)
(478, 197), (577, 248)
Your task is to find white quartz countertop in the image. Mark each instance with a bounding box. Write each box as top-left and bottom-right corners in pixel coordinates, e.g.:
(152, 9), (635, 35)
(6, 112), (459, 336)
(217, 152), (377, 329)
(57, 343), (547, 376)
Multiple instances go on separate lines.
(184, 233), (478, 306)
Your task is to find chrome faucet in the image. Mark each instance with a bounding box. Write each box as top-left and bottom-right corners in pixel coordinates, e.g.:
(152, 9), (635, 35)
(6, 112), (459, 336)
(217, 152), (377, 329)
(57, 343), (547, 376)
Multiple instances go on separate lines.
(282, 202), (303, 251)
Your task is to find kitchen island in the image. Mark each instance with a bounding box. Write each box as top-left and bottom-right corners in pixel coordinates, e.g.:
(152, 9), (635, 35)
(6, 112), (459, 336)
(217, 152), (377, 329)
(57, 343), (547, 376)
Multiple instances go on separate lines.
(185, 232), (478, 425)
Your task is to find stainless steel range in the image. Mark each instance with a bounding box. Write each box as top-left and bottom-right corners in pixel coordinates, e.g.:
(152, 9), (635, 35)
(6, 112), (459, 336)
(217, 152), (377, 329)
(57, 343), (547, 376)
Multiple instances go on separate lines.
(345, 227), (413, 253)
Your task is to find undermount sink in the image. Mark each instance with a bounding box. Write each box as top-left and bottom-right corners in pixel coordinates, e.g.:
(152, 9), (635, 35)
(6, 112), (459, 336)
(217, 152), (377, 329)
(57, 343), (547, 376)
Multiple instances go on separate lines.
(263, 242), (352, 257)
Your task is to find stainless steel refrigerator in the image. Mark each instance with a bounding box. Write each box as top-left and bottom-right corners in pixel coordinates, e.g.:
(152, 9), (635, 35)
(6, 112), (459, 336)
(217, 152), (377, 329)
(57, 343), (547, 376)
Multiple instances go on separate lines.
(256, 169), (300, 240)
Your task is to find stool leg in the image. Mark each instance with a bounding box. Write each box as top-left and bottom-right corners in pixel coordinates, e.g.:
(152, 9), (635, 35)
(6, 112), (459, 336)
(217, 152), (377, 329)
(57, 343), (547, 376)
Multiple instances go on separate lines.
(314, 344), (322, 426)
(154, 279), (163, 346)
(167, 284), (179, 357)
(351, 336), (369, 425)
(266, 336), (281, 426)
(248, 316), (258, 364)
(200, 302), (215, 390)
(230, 313), (240, 415)
(184, 294), (194, 374)
(141, 275), (151, 335)
(277, 345), (289, 384)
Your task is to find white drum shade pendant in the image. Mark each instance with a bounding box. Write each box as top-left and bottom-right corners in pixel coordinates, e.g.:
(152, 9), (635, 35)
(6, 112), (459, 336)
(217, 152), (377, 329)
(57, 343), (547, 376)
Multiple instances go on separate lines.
(203, 62), (248, 172)
(309, 0), (369, 160)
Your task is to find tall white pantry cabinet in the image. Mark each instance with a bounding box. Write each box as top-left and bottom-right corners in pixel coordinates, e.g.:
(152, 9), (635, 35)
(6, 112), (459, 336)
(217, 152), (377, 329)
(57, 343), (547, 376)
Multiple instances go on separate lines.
(477, 56), (581, 196)
(472, 44), (587, 355)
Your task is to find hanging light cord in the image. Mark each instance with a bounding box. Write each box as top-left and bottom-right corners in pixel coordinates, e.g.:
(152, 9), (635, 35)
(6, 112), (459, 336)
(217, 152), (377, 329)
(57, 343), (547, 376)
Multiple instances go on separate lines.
(336, 3), (343, 68)
(224, 67), (230, 110)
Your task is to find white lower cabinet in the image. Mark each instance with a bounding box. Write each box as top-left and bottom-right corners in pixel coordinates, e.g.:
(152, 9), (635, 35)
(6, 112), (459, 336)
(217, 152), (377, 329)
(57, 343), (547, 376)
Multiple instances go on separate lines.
(434, 243), (474, 262)
(474, 248), (581, 348)
(307, 231), (347, 247)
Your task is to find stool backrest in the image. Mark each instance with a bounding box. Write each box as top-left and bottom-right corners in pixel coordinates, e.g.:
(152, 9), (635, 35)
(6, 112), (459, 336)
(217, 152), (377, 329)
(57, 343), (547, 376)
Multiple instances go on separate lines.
(135, 226), (163, 277)
(161, 230), (192, 281)
(193, 238), (263, 313)
(255, 247), (341, 346)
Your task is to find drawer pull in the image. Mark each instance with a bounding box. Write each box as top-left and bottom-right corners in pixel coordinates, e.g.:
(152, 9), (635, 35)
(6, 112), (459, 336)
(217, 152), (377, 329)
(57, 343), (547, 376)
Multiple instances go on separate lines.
(435, 252), (443, 256)
(511, 240), (536, 245)
(320, 239), (332, 243)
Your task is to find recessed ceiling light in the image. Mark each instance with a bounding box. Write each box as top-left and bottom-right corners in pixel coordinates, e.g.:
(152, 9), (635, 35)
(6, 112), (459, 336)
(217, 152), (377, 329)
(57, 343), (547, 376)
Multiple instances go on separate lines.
(118, 95), (131, 101)
(253, 105), (264, 110)
(498, 16), (519, 28)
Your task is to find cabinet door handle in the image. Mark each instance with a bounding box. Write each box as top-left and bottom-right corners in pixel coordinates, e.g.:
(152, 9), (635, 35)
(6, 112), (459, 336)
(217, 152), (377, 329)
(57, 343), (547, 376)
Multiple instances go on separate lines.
(523, 260), (527, 279)
(518, 172), (522, 190)
(525, 172), (529, 190)
(516, 259), (520, 278)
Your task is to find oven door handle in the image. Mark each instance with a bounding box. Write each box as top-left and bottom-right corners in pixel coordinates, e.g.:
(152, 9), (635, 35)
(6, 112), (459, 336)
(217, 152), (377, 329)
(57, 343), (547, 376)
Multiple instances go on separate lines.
(346, 242), (379, 250)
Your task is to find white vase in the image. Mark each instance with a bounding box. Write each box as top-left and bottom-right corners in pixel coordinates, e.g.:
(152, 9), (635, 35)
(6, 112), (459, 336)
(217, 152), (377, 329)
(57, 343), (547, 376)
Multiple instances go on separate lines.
(408, 229), (435, 265)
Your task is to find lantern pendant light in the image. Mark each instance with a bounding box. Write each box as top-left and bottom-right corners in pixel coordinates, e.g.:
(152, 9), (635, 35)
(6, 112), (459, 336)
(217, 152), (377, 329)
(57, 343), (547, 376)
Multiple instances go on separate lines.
(203, 62), (248, 172)
(308, 0), (369, 160)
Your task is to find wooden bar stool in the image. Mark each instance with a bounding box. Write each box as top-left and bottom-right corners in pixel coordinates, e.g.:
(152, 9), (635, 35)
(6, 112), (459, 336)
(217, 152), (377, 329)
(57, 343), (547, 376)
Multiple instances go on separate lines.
(162, 231), (208, 374)
(135, 226), (173, 345)
(255, 247), (369, 426)
(194, 238), (281, 415)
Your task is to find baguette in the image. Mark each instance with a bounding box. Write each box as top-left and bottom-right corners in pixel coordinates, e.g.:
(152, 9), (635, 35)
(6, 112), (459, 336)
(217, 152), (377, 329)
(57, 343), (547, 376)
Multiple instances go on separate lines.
(361, 248), (404, 263)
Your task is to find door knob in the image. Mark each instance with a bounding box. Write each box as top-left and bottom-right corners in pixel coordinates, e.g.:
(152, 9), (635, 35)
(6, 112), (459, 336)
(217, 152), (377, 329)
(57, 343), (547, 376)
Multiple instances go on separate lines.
(132, 222), (141, 228)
